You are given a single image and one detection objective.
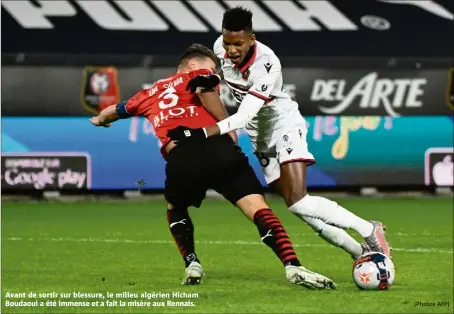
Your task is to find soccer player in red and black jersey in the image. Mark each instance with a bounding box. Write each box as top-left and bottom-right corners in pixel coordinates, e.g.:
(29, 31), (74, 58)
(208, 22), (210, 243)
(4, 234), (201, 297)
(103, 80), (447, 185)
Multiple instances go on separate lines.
(90, 44), (335, 289)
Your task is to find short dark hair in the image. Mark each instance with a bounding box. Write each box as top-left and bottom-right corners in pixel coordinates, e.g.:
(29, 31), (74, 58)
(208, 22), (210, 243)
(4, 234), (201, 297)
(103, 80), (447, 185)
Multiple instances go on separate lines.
(179, 44), (216, 66)
(222, 6), (253, 32)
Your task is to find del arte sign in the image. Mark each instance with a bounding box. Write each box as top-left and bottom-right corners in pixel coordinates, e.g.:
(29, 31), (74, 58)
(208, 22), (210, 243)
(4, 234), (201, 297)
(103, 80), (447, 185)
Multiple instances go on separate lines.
(310, 72), (427, 117)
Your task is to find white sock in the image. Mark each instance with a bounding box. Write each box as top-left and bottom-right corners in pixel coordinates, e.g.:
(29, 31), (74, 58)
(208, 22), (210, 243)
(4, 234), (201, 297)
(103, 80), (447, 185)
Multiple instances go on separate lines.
(303, 216), (363, 258)
(289, 195), (373, 238)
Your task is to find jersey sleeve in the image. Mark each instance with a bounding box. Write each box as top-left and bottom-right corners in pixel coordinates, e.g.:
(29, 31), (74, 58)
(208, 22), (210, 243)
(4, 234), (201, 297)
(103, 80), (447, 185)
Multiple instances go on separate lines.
(213, 35), (226, 59)
(116, 88), (151, 118)
(247, 54), (281, 101)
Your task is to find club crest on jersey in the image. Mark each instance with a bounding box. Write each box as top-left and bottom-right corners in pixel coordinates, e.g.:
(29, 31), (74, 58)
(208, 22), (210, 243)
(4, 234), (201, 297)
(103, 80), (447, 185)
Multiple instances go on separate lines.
(81, 66), (120, 114)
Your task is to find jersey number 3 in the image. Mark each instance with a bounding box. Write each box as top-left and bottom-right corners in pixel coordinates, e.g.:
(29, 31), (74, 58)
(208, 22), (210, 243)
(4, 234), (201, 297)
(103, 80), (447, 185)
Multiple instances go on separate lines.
(158, 87), (179, 109)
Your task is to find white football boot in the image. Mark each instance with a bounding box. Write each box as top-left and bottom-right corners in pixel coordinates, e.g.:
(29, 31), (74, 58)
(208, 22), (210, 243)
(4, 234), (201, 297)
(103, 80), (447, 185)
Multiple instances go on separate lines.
(285, 265), (337, 290)
(182, 261), (204, 285)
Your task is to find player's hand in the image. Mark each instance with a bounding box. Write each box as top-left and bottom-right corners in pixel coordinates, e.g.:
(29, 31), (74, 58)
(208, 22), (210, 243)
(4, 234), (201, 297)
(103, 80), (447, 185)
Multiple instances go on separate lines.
(90, 116), (112, 128)
(167, 126), (207, 142)
(228, 131), (238, 145)
(186, 74), (221, 94)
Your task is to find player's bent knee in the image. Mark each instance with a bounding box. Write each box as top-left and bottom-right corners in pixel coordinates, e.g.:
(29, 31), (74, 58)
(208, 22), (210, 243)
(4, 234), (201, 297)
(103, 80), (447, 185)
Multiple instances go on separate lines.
(288, 194), (320, 218)
(284, 190), (307, 208)
(235, 194), (269, 221)
(282, 185), (308, 208)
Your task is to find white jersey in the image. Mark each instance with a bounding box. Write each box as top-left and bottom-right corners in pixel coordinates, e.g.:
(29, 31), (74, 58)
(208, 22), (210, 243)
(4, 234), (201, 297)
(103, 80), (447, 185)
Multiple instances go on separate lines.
(213, 36), (302, 141)
(213, 35), (315, 184)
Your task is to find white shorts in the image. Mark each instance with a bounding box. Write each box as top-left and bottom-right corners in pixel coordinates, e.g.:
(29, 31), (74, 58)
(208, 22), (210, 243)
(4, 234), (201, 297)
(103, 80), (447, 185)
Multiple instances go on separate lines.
(250, 121), (315, 185)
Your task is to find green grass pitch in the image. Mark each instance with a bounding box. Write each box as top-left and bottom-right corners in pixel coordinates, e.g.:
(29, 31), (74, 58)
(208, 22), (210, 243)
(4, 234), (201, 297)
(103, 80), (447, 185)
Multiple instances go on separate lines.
(1, 197), (453, 313)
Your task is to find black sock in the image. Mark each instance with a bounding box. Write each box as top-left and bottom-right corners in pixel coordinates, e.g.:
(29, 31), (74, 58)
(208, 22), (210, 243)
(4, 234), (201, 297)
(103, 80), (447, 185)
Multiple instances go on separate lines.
(254, 208), (302, 267)
(166, 208), (200, 267)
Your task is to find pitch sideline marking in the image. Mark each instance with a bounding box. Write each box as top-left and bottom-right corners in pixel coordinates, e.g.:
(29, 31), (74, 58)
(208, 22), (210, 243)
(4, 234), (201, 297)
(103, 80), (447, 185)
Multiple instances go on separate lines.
(3, 237), (453, 254)
(131, 232), (449, 237)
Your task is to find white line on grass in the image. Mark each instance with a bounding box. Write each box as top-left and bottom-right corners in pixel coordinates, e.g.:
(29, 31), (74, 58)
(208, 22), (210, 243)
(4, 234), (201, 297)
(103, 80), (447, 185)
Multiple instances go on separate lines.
(132, 232), (449, 237)
(3, 237), (453, 254)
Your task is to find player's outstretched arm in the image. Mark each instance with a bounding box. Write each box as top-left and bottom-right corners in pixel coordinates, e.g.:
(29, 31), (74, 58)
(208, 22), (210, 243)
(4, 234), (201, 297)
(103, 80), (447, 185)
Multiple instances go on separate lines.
(204, 94), (265, 137)
(89, 104), (120, 127)
(197, 89), (237, 144)
(166, 93), (264, 142)
(90, 88), (152, 128)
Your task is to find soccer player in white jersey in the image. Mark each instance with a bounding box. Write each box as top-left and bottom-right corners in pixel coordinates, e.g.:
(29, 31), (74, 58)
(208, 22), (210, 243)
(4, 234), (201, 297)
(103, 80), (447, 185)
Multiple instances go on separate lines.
(168, 6), (391, 261)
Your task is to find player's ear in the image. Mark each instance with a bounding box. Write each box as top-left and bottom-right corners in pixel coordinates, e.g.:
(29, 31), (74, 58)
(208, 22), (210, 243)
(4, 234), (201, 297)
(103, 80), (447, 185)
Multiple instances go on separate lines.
(251, 33), (256, 43)
(187, 59), (198, 71)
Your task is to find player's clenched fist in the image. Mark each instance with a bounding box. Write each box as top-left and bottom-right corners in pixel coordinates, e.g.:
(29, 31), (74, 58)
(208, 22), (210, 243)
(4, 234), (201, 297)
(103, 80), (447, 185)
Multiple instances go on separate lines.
(89, 116), (111, 128)
(167, 126), (207, 142)
(186, 74), (221, 94)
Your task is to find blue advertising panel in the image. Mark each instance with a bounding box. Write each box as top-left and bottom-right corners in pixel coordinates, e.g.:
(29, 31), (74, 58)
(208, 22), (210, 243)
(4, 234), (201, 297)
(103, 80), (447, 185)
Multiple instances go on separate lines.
(1, 116), (453, 190)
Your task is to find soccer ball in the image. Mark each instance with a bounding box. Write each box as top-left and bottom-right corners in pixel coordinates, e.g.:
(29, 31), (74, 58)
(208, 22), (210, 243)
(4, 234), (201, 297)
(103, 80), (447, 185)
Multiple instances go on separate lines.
(352, 252), (395, 290)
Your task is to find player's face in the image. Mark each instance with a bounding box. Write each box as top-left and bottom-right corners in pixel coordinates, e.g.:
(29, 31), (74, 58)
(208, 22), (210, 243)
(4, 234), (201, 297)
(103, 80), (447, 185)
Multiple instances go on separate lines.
(222, 30), (255, 65)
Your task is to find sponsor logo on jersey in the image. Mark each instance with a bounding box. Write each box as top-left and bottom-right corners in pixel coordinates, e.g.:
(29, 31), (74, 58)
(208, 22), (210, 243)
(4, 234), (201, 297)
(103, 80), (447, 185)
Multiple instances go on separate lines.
(264, 63), (273, 73)
(2, 0), (451, 32)
(81, 66), (120, 114)
(310, 72), (427, 117)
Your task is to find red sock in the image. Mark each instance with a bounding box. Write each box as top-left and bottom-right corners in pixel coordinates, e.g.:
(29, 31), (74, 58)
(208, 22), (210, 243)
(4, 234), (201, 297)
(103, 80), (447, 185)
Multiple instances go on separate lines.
(253, 208), (301, 267)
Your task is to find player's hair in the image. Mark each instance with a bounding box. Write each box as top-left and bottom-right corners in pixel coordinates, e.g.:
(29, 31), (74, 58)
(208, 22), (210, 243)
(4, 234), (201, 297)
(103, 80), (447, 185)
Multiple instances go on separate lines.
(222, 6), (253, 32)
(179, 44), (217, 66)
